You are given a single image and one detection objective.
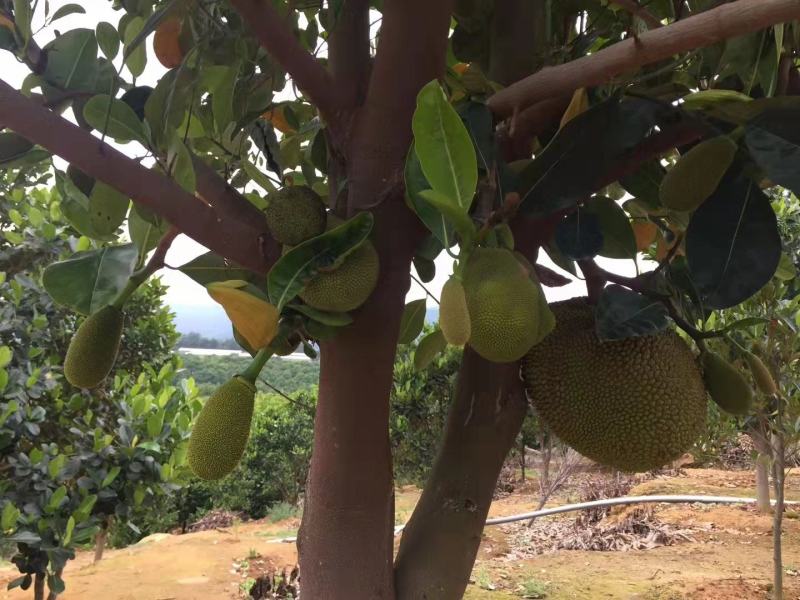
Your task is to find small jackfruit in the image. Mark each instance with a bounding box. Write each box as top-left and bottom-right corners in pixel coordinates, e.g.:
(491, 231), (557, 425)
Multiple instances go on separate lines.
(463, 248), (552, 363)
(439, 277), (471, 346)
(264, 186), (327, 246)
(659, 136), (737, 211)
(701, 351), (753, 415)
(523, 298), (707, 472)
(299, 241), (379, 312)
(64, 305), (124, 389)
(743, 351), (778, 396)
(188, 376), (256, 480)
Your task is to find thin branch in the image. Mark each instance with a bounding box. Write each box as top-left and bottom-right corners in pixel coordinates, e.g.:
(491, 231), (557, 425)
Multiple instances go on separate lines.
(607, 0), (663, 29)
(0, 78), (271, 274)
(229, 0), (343, 116)
(488, 0), (800, 116)
(410, 274), (440, 305)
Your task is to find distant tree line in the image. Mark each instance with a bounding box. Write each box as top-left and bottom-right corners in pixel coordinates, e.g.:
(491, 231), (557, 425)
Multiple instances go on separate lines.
(177, 332), (240, 350)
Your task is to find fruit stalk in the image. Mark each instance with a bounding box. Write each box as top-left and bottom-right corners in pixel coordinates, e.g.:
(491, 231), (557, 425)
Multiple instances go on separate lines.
(111, 227), (179, 309)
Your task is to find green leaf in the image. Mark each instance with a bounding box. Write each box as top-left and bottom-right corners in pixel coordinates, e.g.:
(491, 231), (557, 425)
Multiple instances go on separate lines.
(178, 252), (262, 287)
(8, 531), (40, 544)
(418, 189), (476, 245)
(6, 576), (28, 591)
(1, 502), (20, 531)
(83, 95), (146, 144)
(42, 29), (98, 92)
(0, 346), (11, 369)
(0, 132), (32, 166)
(412, 80), (477, 211)
(101, 466), (121, 488)
(51, 3), (86, 21)
(595, 285), (669, 341)
(213, 62), (241, 133)
(745, 107), (800, 196)
(128, 205), (169, 257)
(686, 176), (781, 309)
(88, 182), (129, 236)
(414, 329), (447, 370)
(47, 573), (65, 594)
(123, 17), (147, 78)
(774, 252), (797, 281)
(268, 213), (374, 310)
(583, 197), (637, 259)
(398, 299), (426, 345)
(289, 303), (353, 326)
(168, 137), (196, 193)
(47, 486), (68, 512)
(42, 244), (139, 315)
(146, 410), (164, 438)
(122, 0), (182, 63)
(96, 22), (120, 60)
(63, 516), (75, 546)
(73, 495), (97, 522)
(405, 143), (453, 247)
(47, 454), (66, 479)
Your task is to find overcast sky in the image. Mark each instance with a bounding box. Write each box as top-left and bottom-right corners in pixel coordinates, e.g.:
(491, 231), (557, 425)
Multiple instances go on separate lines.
(3, 1), (648, 310)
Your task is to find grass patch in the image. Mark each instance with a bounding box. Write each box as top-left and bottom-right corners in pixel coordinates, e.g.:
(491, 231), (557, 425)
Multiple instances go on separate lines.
(266, 502), (298, 523)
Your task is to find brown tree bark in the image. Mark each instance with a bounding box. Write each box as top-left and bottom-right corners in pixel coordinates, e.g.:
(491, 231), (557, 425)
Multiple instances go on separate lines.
(394, 348), (528, 599)
(33, 573), (45, 600)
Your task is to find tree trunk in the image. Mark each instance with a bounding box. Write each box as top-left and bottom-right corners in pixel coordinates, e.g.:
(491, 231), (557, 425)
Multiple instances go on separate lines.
(772, 431), (785, 600)
(33, 573), (45, 600)
(297, 242), (412, 598)
(394, 348), (528, 599)
(756, 454), (772, 514)
(94, 528), (108, 563)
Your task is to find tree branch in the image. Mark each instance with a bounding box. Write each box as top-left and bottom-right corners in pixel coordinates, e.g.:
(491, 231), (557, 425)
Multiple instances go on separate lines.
(607, 0), (663, 29)
(488, 0), (800, 116)
(229, 0), (343, 116)
(328, 0), (371, 109)
(346, 0), (455, 211)
(0, 79), (271, 274)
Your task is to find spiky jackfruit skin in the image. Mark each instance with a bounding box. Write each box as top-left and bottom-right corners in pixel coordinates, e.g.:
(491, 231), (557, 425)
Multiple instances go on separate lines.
(702, 351), (754, 415)
(299, 241), (379, 312)
(463, 248), (543, 363)
(439, 277), (471, 346)
(188, 376), (256, 480)
(522, 299), (707, 472)
(659, 136), (737, 212)
(264, 186), (327, 246)
(64, 305), (124, 389)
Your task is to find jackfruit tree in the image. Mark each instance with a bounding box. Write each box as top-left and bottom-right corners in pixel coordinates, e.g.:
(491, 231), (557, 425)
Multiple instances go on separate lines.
(1, 0), (799, 597)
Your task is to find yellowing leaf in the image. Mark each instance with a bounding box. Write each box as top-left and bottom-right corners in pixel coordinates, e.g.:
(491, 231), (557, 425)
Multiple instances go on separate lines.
(207, 283), (279, 349)
(560, 88), (589, 129)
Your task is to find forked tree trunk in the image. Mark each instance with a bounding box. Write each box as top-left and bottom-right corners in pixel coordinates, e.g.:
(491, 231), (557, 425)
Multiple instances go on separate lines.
(394, 348), (528, 599)
(297, 238), (414, 598)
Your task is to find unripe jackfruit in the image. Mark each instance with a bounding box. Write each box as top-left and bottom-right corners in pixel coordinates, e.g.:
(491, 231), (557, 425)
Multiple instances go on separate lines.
(463, 248), (552, 363)
(264, 186), (327, 246)
(299, 241), (379, 312)
(64, 305), (124, 389)
(701, 351), (753, 415)
(523, 299), (707, 472)
(659, 136), (737, 211)
(188, 376), (256, 480)
(439, 277), (471, 346)
(744, 351), (777, 395)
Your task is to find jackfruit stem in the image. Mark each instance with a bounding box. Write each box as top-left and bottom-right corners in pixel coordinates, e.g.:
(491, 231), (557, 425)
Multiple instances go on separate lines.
(112, 227), (180, 309)
(240, 347), (273, 384)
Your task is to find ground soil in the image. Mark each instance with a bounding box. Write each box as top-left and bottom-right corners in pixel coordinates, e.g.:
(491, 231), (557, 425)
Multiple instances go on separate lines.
(1, 468), (799, 599)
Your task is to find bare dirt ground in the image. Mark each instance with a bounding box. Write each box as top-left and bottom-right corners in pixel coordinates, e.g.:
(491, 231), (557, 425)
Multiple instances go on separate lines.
(2, 468), (800, 599)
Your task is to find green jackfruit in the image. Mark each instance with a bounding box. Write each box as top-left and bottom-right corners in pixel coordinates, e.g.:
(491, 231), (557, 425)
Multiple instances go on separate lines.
(463, 248), (552, 363)
(299, 241), (380, 312)
(744, 351), (778, 396)
(64, 305), (124, 389)
(264, 186), (327, 245)
(522, 298), (707, 472)
(659, 136), (737, 212)
(188, 376), (256, 480)
(439, 277), (471, 346)
(702, 351), (754, 415)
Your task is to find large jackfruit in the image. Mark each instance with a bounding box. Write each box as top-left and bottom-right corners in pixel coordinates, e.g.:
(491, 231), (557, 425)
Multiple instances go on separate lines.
(522, 298), (707, 472)
(463, 248), (552, 363)
(299, 240), (380, 312)
(264, 186), (327, 246)
(188, 376), (256, 480)
(64, 305), (124, 389)
(659, 136), (737, 212)
(701, 351), (754, 415)
(439, 277), (471, 346)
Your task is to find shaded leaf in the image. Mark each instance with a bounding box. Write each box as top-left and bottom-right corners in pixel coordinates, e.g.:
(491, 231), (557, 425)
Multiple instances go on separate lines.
(414, 329), (447, 371)
(83, 95), (146, 144)
(595, 285), (669, 341)
(42, 29), (98, 92)
(554, 210), (603, 261)
(123, 17), (147, 78)
(418, 189), (475, 244)
(745, 107), (800, 195)
(583, 197), (636, 259)
(179, 252), (262, 288)
(95, 22), (119, 60)
(405, 143), (453, 247)
(398, 299), (426, 345)
(686, 176), (781, 309)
